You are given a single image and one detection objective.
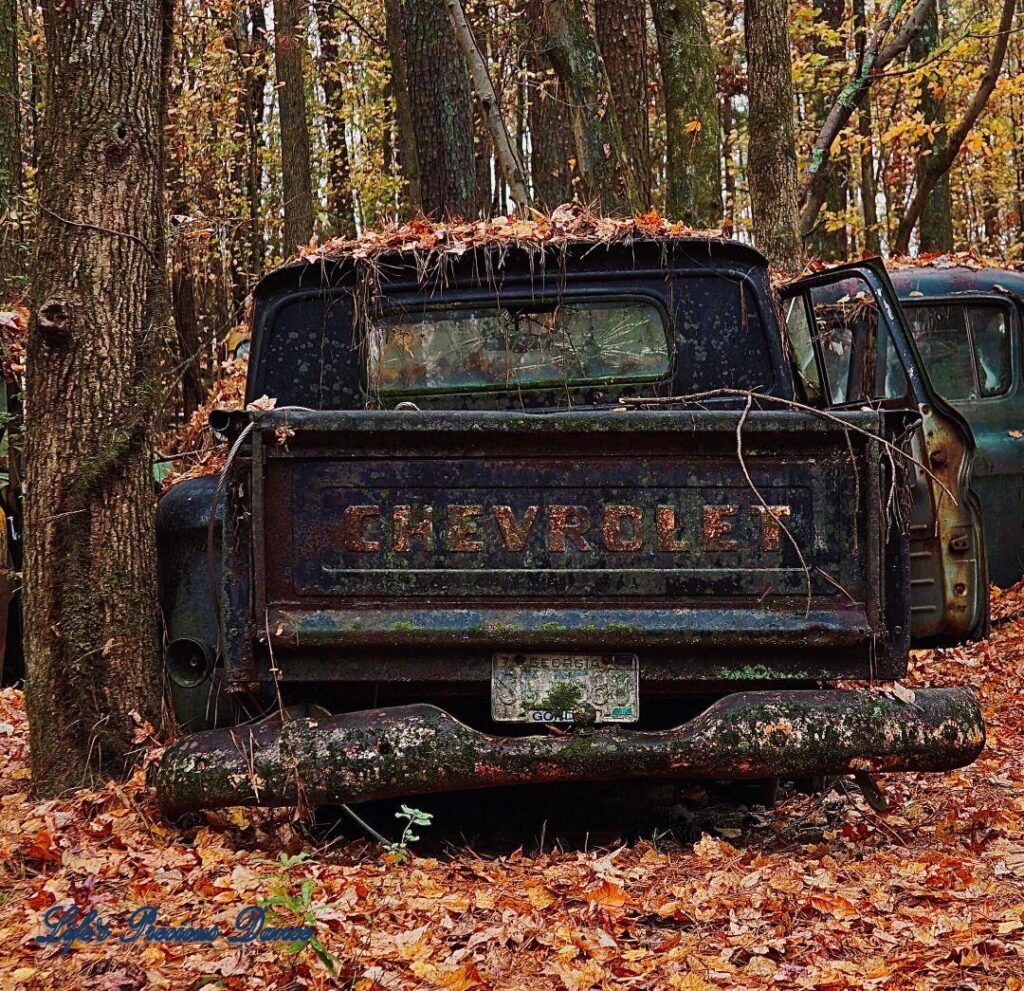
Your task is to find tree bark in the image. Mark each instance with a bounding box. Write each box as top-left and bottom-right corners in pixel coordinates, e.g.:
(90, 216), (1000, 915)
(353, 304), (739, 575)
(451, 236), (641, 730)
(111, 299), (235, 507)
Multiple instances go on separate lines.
(170, 220), (204, 418)
(808, 0), (848, 260)
(383, 0), (423, 214)
(26, 0), (166, 796)
(244, 1), (269, 275)
(719, 0), (741, 229)
(651, 0), (722, 226)
(1010, 50), (1024, 241)
(220, 2), (268, 309)
(535, 0), (639, 214)
(0, 0), (22, 299)
(445, 0), (530, 212)
(894, 0), (1015, 254)
(595, 0), (651, 207)
(858, 97), (881, 255)
(982, 172), (1000, 246)
(525, 10), (575, 209)
(315, 0), (357, 237)
(403, 0), (478, 216)
(910, 1), (954, 252)
(854, 0), (881, 255)
(744, 0), (801, 271)
(273, 0), (315, 252)
(474, 102), (495, 216)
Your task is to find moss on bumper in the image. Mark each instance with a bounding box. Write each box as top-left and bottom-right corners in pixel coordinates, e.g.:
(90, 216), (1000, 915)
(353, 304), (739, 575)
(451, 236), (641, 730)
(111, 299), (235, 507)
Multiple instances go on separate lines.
(156, 686), (984, 817)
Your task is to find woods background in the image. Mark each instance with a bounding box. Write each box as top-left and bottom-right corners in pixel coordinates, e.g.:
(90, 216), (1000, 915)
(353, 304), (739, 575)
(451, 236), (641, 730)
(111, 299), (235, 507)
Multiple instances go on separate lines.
(3, 0), (1022, 418)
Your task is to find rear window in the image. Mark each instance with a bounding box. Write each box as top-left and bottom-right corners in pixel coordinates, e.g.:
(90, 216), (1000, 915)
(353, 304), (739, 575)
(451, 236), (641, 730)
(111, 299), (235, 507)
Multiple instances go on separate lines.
(367, 300), (670, 396)
(906, 302), (1011, 400)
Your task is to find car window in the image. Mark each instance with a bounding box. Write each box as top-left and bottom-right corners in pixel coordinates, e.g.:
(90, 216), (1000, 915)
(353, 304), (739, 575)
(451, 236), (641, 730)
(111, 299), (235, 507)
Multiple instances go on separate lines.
(783, 295), (821, 400)
(970, 305), (1011, 396)
(367, 300), (670, 396)
(906, 303), (1010, 401)
(879, 327), (909, 399)
(807, 277), (879, 404)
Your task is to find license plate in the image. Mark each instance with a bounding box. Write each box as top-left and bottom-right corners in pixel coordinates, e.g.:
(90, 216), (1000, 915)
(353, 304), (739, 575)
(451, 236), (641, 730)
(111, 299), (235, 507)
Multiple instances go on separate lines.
(491, 654), (638, 724)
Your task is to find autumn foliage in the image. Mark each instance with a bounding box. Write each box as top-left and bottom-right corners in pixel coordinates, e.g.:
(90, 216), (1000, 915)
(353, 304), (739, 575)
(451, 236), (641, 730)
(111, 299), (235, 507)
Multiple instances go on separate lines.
(0, 582), (1021, 989)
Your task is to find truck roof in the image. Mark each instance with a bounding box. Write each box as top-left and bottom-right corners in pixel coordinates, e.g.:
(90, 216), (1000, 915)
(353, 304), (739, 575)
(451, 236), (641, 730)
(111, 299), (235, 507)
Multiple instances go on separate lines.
(888, 257), (1024, 299)
(254, 211), (769, 297)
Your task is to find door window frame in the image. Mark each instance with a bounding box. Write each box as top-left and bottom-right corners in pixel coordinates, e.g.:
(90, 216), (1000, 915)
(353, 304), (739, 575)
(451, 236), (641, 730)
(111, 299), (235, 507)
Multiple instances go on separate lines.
(899, 293), (1018, 405)
(780, 260), (931, 410)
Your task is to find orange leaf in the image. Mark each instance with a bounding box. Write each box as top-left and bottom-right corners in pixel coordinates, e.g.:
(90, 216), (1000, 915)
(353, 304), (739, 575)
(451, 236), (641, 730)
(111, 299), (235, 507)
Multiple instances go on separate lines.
(586, 879), (627, 909)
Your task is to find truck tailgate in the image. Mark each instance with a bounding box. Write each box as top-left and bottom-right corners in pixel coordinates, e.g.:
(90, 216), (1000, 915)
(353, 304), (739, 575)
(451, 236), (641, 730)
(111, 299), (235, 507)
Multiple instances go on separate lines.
(251, 409), (906, 670)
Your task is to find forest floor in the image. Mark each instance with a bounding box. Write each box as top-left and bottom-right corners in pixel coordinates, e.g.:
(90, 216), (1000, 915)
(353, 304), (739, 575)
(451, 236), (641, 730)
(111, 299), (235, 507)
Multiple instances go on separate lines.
(0, 592), (1023, 990)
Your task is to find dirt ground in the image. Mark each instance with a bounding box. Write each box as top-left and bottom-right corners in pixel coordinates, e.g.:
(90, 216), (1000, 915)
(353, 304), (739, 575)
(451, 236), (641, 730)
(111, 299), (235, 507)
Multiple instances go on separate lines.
(0, 588), (1022, 990)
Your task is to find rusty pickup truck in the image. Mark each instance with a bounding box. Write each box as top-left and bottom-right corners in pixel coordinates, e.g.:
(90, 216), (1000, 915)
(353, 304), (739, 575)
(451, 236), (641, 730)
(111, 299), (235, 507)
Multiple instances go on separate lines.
(155, 235), (986, 815)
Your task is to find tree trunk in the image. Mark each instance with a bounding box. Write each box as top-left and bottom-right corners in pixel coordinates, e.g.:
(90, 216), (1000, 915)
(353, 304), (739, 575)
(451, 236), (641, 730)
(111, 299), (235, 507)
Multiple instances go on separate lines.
(244, 1), (269, 277)
(894, 0), (1015, 254)
(0, 0), (22, 299)
(719, 0), (741, 229)
(853, 0), (881, 255)
(26, 0), (166, 796)
(858, 96), (881, 255)
(1010, 52), (1024, 241)
(910, 1), (954, 252)
(315, 0), (357, 237)
(383, 0), (423, 214)
(535, 0), (639, 214)
(474, 103), (494, 216)
(982, 175), (1000, 246)
(651, 0), (722, 226)
(525, 14), (575, 209)
(403, 0), (477, 216)
(273, 0), (315, 253)
(595, 0), (651, 207)
(446, 0), (530, 212)
(808, 0), (848, 260)
(744, 0), (801, 271)
(223, 2), (268, 309)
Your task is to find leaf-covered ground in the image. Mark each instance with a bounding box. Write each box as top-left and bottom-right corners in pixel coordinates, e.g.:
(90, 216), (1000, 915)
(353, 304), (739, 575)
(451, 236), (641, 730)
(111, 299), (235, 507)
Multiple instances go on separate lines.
(1, 590), (1023, 989)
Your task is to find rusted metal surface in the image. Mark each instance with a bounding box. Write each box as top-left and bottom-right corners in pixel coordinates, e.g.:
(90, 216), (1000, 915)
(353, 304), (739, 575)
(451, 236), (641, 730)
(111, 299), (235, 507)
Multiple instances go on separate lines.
(156, 686), (984, 816)
(243, 407), (907, 686)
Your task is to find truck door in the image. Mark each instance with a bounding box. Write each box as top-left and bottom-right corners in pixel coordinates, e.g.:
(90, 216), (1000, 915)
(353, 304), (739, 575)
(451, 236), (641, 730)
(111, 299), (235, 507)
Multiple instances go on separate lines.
(900, 291), (1024, 587)
(781, 260), (988, 644)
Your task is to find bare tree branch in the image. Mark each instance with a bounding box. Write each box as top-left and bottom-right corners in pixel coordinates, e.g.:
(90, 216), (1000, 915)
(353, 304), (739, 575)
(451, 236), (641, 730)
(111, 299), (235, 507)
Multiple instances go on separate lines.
(444, 0), (531, 213)
(798, 0), (937, 238)
(893, 0), (1017, 253)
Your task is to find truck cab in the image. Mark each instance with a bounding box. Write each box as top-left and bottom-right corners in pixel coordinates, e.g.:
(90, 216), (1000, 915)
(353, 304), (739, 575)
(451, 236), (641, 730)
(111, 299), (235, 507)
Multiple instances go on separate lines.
(155, 233), (985, 815)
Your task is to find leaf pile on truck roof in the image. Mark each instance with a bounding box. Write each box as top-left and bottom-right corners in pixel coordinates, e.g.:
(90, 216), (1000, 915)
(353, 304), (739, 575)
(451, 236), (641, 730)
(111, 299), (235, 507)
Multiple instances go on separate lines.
(157, 208), (728, 491)
(886, 250), (1024, 272)
(294, 206), (727, 265)
(0, 588), (1022, 988)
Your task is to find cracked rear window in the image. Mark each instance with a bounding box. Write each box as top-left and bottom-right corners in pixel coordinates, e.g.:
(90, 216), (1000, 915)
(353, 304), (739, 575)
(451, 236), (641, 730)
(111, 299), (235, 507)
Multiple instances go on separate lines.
(366, 300), (670, 395)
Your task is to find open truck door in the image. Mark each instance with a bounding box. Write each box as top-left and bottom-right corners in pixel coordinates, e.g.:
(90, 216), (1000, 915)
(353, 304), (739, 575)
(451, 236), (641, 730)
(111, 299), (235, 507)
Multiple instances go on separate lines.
(781, 259), (989, 644)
